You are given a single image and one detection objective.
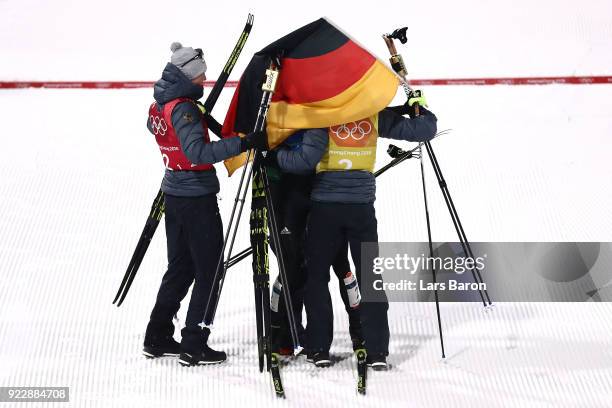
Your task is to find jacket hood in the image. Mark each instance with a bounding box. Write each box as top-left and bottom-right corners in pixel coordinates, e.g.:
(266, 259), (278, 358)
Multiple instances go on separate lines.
(153, 63), (204, 105)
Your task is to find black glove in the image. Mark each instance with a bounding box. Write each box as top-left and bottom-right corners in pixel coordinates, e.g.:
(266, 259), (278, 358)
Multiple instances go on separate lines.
(240, 130), (269, 152)
(387, 90), (428, 118)
(259, 149), (277, 166)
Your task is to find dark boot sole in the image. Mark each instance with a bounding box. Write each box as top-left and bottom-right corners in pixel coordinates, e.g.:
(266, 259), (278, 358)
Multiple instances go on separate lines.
(178, 357), (226, 366)
(142, 348), (180, 359)
(367, 362), (388, 371)
(306, 357), (332, 368)
(178, 353), (227, 366)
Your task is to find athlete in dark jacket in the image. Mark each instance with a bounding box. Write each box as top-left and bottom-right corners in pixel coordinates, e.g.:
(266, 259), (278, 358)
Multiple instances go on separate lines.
(143, 43), (266, 366)
(275, 99), (437, 369)
(267, 134), (363, 358)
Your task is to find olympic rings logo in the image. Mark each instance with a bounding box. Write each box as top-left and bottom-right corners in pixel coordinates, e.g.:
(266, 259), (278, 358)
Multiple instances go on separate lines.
(150, 115), (168, 136)
(330, 120), (372, 141)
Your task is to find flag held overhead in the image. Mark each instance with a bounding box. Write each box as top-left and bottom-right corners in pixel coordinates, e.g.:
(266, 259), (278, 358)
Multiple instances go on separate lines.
(222, 18), (399, 175)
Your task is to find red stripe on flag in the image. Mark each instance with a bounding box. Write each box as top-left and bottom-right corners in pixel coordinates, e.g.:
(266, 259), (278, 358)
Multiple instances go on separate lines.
(272, 40), (375, 104)
(0, 77), (611, 89)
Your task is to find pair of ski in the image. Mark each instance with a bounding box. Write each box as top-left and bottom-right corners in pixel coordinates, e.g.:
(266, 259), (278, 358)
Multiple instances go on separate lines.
(202, 59), (298, 398)
(248, 62), (300, 399)
(251, 155), (285, 397)
(113, 14), (254, 307)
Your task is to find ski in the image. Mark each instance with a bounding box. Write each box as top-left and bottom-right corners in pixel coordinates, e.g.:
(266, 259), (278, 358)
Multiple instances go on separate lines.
(251, 168), (270, 372)
(113, 14), (254, 306)
(270, 352), (285, 398)
(246, 60), (296, 396)
(113, 189), (164, 306)
(203, 14), (254, 113)
(249, 63), (277, 373)
(356, 348), (367, 395)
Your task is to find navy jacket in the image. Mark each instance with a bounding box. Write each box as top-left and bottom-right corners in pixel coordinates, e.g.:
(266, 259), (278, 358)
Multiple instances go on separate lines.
(148, 63), (242, 197)
(276, 108), (437, 203)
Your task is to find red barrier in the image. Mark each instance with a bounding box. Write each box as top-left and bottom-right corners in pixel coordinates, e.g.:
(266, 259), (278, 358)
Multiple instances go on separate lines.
(412, 76), (612, 86)
(0, 80), (239, 89)
(0, 77), (611, 89)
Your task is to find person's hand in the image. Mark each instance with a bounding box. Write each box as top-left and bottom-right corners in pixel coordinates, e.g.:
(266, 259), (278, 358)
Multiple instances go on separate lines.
(240, 130), (269, 152)
(387, 89), (428, 117)
(407, 89), (427, 118)
(260, 150), (278, 167)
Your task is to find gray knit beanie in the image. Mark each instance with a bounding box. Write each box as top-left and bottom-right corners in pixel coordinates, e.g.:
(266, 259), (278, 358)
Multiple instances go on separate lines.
(170, 42), (207, 80)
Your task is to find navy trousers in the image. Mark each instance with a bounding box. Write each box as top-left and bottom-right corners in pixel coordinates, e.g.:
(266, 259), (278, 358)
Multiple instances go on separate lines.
(145, 193), (223, 354)
(304, 202), (389, 355)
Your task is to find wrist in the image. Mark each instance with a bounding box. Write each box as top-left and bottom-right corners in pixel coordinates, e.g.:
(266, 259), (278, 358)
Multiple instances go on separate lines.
(240, 136), (249, 152)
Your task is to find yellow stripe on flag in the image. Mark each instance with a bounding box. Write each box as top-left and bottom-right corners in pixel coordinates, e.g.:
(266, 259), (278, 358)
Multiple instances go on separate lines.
(266, 61), (398, 147)
(223, 60), (399, 176)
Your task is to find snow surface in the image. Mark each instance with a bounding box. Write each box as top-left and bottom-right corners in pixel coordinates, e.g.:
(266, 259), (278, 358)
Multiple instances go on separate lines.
(0, 84), (611, 407)
(1, 0), (612, 406)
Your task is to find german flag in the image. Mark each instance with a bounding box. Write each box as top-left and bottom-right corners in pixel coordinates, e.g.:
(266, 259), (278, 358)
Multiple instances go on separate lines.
(222, 18), (399, 175)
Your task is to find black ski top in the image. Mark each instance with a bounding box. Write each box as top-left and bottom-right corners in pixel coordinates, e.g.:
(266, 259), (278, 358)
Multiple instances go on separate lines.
(276, 108), (437, 203)
(149, 63), (242, 197)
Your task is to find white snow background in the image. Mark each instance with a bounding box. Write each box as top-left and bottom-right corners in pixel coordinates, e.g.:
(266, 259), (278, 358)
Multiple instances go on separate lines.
(1, 0), (612, 407)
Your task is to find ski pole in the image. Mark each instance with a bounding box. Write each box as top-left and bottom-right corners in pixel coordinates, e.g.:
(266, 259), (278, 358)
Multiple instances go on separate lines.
(222, 129), (449, 274)
(203, 56), (278, 326)
(373, 130), (449, 177)
(383, 28), (447, 358)
(383, 27), (491, 305)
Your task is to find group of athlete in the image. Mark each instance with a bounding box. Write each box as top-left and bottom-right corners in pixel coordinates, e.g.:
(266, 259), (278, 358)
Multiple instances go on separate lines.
(141, 42), (437, 370)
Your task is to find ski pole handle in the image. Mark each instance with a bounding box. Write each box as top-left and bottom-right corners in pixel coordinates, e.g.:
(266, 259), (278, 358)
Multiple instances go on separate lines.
(383, 35), (398, 55)
(383, 32), (420, 117)
(262, 65), (279, 93)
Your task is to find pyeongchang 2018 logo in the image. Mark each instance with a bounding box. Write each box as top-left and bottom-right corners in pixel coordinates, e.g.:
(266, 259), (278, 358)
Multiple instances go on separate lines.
(330, 119), (373, 147)
(149, 115), (168, 136)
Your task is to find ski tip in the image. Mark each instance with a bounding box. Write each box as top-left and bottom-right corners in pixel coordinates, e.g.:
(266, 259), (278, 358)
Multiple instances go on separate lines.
(273, 382), (285, 398)
(112, 291), (123, 305)
(273, 385), (285, 399)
